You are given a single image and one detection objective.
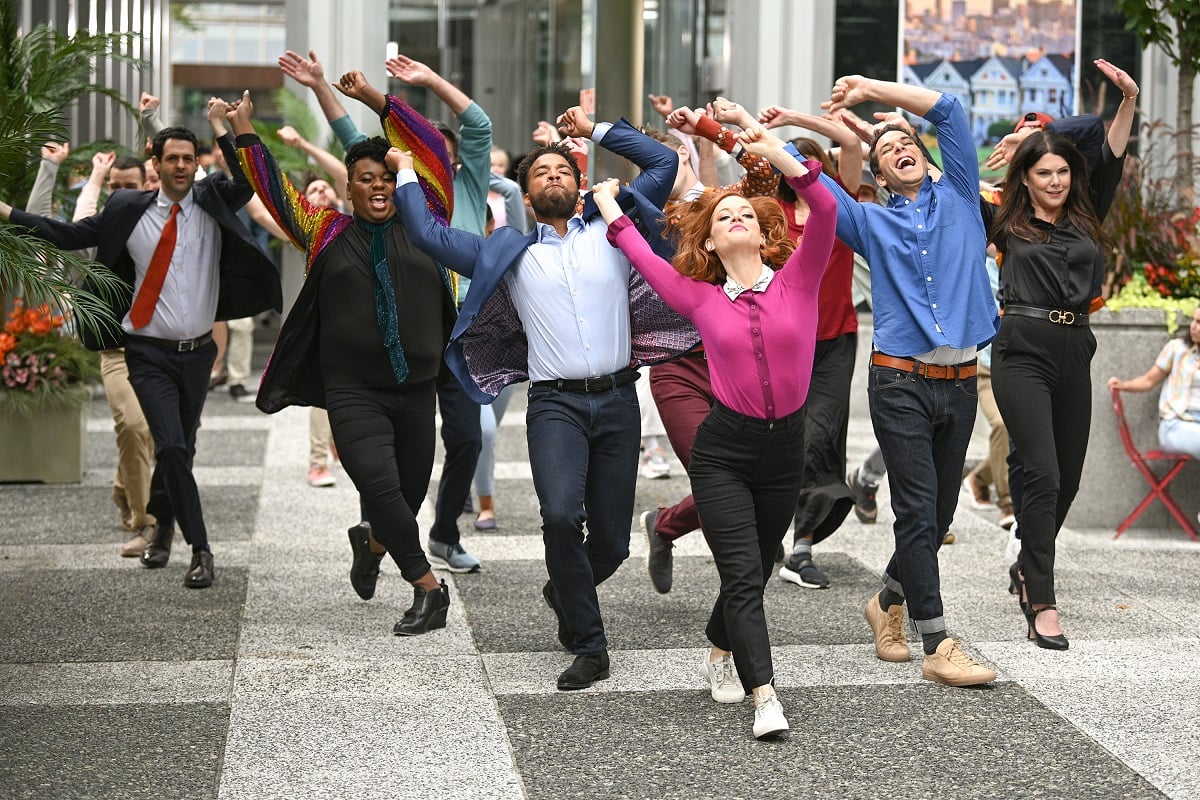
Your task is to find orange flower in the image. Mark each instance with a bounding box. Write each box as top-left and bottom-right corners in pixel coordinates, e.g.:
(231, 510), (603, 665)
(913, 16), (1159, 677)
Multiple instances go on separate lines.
(0, 332), (14, 359)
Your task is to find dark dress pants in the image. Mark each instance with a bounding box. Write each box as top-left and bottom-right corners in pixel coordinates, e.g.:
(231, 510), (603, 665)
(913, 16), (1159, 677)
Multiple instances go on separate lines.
(868, 362), (977, 633)
(429, 372), (482, 547)
(792, 332), (856, 545)
(123, 337), (217, 551)
(327, 384), (437, 583)
(992, 318), (1096, 606)
(647, 353), (714, 540)
(690, 401), (805, 694)
(526, 383), (640, 655)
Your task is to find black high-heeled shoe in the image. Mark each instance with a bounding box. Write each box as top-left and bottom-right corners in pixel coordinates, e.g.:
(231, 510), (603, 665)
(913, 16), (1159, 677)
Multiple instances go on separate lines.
(1028, 606), (1069, 650)
(393, 580), (450, 636)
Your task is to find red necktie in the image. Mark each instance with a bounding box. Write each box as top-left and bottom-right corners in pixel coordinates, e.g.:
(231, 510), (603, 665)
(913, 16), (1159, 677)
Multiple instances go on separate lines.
(130, 202), (181, 329)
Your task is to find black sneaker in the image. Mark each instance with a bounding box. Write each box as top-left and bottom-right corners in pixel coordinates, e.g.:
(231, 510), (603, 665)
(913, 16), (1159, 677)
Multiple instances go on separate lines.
(847, 468), (878, 524)
(229, 383), (253, 403)
(779, 556), (831, 589)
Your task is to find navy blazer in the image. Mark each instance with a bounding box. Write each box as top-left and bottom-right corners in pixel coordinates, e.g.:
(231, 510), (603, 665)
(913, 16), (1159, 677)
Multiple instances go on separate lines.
(396, 118), (699, 403)
(9, 133), (281, 351)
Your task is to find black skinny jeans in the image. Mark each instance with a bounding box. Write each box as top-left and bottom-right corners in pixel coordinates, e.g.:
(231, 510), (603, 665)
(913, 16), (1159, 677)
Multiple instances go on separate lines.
(991, 317), (1096, 606)
(326, 383), (437, 583)
(690, 401), (805, 694)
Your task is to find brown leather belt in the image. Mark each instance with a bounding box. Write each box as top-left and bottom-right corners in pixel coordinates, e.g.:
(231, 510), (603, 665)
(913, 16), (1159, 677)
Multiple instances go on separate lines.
(870, 352), (977, 380)
(1003, 304), (1089, 327)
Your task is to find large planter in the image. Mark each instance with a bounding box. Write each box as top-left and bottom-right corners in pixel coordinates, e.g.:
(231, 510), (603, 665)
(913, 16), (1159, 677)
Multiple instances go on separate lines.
(0, 395), (87, 483)
(1068, 307), (1200, 532)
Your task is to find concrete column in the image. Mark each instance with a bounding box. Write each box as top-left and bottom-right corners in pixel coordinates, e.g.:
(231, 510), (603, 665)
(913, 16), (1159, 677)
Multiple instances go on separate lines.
(284, 0), (389, 139)
(592, 0), (643, 182)
(727, 0), (836, 146)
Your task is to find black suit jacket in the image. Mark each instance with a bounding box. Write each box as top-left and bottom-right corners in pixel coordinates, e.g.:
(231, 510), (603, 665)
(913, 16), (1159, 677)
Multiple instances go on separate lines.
(9, 134), (281, 351)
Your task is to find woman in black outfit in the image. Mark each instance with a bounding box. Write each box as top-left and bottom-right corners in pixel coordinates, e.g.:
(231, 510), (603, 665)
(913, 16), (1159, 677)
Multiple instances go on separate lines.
(990, 59), (1139, 649)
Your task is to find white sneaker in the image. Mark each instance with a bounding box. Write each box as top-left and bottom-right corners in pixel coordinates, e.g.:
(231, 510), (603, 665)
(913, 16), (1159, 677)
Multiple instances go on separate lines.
(1005, 522), (1022, 563)
(752, 695), (789, 739)
(698, 655), (743, 703)
(640, 448), (671, 479)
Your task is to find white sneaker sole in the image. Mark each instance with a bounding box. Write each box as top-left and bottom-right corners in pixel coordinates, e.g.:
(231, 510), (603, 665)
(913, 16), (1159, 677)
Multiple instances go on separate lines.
(428, 554), (481, 573)
(778, 565), (828, 589)
(698, 659), (744, 704)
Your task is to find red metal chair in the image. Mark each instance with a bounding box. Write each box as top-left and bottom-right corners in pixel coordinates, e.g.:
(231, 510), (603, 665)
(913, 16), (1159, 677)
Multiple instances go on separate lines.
(1110, 386), (1198, 540)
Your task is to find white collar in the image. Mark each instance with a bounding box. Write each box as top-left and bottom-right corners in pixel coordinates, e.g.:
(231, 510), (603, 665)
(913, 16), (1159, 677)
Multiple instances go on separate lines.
(723, 263), (775, 302)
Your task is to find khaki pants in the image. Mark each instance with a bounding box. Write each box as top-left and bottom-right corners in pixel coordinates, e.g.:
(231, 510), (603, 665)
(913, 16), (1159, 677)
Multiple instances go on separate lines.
(968, 365), (1011, 509)
(309, 407), (333, 469)
(100, 349), (155, 529)
(225, 316), (256, 386)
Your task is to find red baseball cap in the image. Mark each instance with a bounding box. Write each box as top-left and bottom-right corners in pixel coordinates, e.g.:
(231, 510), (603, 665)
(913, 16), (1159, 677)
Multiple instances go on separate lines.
(1014, 112), (1053, 132)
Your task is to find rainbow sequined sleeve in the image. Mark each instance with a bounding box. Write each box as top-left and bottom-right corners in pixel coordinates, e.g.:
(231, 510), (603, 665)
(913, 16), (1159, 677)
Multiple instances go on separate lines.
(382, 95), (454, 227)
(237, 137), (351, 275)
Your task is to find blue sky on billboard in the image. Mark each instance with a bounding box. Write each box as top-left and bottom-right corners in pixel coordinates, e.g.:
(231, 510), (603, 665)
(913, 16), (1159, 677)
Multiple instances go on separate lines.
(900, 0), (1080, 143)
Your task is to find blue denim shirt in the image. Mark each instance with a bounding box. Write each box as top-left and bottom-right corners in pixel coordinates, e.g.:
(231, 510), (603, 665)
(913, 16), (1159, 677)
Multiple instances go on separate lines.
(819, 94), (997, 357)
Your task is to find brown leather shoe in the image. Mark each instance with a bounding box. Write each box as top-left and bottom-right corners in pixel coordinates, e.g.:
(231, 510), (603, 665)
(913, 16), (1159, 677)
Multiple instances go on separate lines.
(120, 525), (156, 558)
(864, 592), (911, 662)
(184, 551), (214, 589)
(140, 524), (174, 568)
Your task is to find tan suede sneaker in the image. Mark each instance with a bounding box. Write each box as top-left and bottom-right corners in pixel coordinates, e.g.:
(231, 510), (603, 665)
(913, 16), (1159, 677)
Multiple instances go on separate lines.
(922, 639), (996, 686)
(864, 593), (910, 662)
(120, 525), (156, 558)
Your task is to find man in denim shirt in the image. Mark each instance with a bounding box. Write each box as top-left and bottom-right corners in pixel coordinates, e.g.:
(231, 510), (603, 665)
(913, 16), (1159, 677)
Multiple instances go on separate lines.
(820, 75), (999, 686)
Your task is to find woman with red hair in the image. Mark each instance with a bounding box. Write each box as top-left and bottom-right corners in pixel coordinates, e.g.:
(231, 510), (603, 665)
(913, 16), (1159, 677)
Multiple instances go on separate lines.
(594, 127), (835, 740)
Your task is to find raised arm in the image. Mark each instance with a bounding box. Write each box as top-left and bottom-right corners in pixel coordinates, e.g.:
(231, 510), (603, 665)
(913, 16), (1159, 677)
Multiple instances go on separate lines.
(593, 178), (704, 316)
(672, 103), (778, 198)
(1095, 59), (1139, 158)
(27, 142), (69, 217)
(74, 151), (115, 222)
(277, 125), (349, 202)
(228, 91), (349, 259)
(390, 148), (484, 277)
(760, 106), (862, 196)
(563, 106), (676, 210)
(278, 49), (354, 130)
(380, 94), (455, 227)
(386, 54), (471, 116)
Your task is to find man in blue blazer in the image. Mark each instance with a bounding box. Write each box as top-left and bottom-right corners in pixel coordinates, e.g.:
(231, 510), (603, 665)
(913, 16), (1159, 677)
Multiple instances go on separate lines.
(1, 110), (280, 591)
(392, 107), (697, 690)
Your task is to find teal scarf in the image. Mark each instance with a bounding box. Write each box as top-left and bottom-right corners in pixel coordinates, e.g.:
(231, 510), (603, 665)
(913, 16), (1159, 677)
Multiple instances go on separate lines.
(360, 218), (408, 383)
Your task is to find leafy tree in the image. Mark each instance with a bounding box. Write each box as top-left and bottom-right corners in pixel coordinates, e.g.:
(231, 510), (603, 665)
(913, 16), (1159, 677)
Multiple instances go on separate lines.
(1118, 0), (1200, 201)
(0, 3), (142, 336)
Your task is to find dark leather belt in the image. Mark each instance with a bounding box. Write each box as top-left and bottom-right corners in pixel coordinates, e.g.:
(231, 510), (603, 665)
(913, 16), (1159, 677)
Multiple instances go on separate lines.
(126, 331), (214, 353)
(531, 367), (639, 392)
(1004, 304), (1089, 327)
(870, 352), (977, 380)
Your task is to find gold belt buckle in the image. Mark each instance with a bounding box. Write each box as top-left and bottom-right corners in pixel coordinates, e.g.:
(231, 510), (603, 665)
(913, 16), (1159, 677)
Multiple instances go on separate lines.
(1048, 309), (1075, 325)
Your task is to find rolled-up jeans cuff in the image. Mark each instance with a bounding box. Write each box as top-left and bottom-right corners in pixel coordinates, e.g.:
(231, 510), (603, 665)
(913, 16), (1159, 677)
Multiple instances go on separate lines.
(882, 572), (905, 597)
(913, 616), (946, 636)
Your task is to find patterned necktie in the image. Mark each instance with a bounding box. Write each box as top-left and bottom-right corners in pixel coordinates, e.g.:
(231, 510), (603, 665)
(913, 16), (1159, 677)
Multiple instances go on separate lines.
(129, 202), (181, 329)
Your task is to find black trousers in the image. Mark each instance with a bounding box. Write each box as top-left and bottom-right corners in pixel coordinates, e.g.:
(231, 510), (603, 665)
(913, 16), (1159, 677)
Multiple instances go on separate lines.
(123, 337), (217, 551)
(792, 331), (856, 546)
(327, 383), (437, 583)
(429, 371), (482, 546)
(690, 401), (805, 693)
(992, 317), (1096, 606)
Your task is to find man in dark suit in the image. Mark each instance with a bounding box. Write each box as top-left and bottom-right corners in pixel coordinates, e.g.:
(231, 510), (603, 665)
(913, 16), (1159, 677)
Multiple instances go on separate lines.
(0, 98), (281, 589)
(394, 107), (698, 690)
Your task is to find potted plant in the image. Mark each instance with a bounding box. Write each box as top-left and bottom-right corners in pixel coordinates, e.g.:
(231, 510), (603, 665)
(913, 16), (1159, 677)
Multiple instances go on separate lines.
(0, 299), (99, 483)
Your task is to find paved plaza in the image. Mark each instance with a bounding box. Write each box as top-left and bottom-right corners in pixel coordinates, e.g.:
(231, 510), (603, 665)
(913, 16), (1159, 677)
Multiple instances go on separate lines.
(2, 322), (1198, 799)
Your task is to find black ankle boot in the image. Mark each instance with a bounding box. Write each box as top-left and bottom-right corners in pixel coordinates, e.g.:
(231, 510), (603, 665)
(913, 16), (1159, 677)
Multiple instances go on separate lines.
(393, 580), (450, 636)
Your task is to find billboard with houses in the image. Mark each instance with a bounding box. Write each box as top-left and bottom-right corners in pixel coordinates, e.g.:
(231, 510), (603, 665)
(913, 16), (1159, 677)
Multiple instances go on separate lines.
(900, 0), (1080, 144)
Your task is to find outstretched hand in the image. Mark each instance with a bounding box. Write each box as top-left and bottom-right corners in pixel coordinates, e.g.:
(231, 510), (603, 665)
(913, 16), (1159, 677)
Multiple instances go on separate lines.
(207, 96), (231, 132)
(736, 124), (781, 155)
(758, 105), (797, 130)
(665, 106), (704, 136)
(386, 146), (413, 174)
(335, 71), (372, 101)
(138, 92), (160, 113)
(226, 90), (255, 135)
(556, 106), (594, 139)
(41, 142), (70, 164)
(1095, 58), (1138, 99)
(276, 125), (303, 147)
(385, 54), (436, 86)
(278, 49), (325, 88)
(823, 75), (872, 113)
(648, 93), (674, 118)
(532, 120), (562, 146)
(709, 97), (755, 129)
(592, 176), (621, 201)
(91, 151), (116, 174)
(985, 127), (1036, 170)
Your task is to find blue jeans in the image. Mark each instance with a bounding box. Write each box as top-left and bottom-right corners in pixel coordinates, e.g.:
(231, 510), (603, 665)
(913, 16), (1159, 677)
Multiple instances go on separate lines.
(526, 382), (640, 654)
(474, 382), (519, 497)
(1160, 417), (1200, 459)
(868, 361), (977, 632)
(429, 372), (482, 546)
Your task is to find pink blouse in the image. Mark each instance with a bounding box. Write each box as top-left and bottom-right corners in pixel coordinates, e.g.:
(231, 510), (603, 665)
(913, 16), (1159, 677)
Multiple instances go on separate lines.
(607, 161), (835, 418)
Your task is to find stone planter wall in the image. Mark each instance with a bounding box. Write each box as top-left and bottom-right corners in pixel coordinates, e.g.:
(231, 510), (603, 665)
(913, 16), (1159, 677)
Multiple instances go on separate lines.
(0, 397), (86, 483)
(1067, 306), (1200, 532)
